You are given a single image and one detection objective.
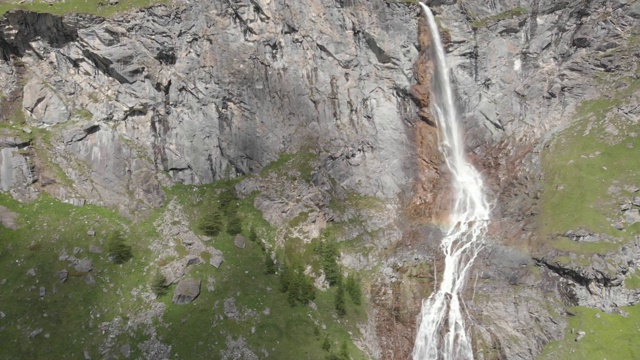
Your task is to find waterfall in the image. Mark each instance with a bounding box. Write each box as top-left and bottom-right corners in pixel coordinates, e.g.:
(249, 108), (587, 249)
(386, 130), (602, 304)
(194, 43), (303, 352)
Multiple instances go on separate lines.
(412, 3), (491, 360)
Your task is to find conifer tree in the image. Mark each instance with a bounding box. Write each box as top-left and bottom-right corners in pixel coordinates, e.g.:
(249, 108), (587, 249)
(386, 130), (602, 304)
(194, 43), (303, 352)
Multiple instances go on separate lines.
(108, 231), (133, 264)
(322, 335), (331, 351)
(323, 242), (341, 286)
(335, 282), (346, 316)
(249, 227), (258, 242)
(340, 340), (349, 360)
(199, 207), (223, 237)
(264, 254), (276, 275)
(226, 212), (242, 235)
(345, 274), (362, 306)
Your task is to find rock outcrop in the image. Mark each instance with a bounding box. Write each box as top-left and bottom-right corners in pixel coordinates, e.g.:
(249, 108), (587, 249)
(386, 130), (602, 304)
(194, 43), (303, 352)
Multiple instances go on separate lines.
(172, 277), (201, 305)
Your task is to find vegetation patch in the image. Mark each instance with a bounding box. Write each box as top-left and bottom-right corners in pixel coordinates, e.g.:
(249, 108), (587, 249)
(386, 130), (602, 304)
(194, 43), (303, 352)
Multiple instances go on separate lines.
(471, 7), (528, 29)
(538, 76), (640, 254)
(538, 305), (640, 360)
(0, 0), (169, 18)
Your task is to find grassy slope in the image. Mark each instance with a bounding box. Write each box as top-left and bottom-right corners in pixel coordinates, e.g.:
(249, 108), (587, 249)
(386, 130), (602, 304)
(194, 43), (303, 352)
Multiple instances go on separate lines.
(0, 0), (167, 17)
(538, 306), (640, 360)
(0, 153), (369, 359)
(536, 70), (640, 359)
(539, 76), (640, 252)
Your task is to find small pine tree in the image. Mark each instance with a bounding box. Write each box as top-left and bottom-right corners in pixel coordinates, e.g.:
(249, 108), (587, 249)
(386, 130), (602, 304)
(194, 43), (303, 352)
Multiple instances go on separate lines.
(199, 208), (223, 237)
(249, 227), (258, 242)
(335, 282), (346, 317)
(108, 231), (132, 264)
(226, 213), (243, 236)
(279, 263), (291, 293)
(218, 188), (238, 215)
(345, 274), (362, 306)
(287, 276), (299, 307)
(339, 340), (349, 360)
(294, 267), (316, 305)
(322, 335), (331, 351)
(151, 270), (168, 297)
(264, 254), (276, 275)
(323, 242), (341, 286)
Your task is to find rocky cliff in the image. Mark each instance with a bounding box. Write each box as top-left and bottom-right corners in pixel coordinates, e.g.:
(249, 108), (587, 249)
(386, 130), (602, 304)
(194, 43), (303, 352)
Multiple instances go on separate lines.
(1, 0), (640, 359)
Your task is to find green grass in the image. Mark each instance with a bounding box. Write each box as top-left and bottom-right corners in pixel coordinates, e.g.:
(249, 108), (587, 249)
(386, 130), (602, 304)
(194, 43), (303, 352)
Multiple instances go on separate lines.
(260, 150), (317, 183)
(471, 7), (528, 29)
(158, 180), (368, 359)
(0, 193), (157, 359)
(538, 77), (640, 254)
(0, 143), (376, 359)
(0, 0), (168, 18)
(624, 274), (640, 290)
(538, 305), (640, 360)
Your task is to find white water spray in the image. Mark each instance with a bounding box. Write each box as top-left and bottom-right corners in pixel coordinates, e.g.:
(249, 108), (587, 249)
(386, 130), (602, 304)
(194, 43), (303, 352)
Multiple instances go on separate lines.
(413, 4), (491, 360)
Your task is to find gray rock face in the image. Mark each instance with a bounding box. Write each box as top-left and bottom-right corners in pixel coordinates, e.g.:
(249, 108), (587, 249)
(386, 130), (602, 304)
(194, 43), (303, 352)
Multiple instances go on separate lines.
(0, 1), (422, 211)
(172, 278), (200, 305)
(23, 77), (69, 126)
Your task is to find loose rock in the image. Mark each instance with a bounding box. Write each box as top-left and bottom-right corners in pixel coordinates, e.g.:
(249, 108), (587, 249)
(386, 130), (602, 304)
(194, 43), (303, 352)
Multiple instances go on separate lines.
(234, 235), (246, 249)
(172, 278), (201, 305)
(58, 270), (69, 283)
(73, 259), (93, 273)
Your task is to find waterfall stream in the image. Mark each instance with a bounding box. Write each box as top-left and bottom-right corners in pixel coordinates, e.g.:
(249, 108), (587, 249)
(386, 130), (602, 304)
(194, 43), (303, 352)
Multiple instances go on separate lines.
(412, 4), (491, 360)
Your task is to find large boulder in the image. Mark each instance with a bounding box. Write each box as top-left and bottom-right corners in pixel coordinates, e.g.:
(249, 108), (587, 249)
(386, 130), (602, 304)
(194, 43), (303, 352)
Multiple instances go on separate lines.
(172, 278), (200, 305)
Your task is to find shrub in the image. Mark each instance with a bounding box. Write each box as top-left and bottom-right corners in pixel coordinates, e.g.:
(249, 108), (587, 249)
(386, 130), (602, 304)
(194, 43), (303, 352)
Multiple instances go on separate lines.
(322, 335), (331, 351)
(264, 254), (276, 275)
(151, 270), (168, 297)
(249, 227), (258, 242)
(199, 208), (223, 237)
(108, 231), (132, 264)
(322, 242), (341, 286)
(226, 212), (242, 236)
(345, 274), (362, 306)
(334, 282), (346, 317)
(279, 261), (315, 306)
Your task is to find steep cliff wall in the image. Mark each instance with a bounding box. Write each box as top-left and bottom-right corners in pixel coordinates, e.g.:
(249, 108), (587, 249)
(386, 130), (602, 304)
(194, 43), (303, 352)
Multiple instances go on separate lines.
(0, 0), (421, 213)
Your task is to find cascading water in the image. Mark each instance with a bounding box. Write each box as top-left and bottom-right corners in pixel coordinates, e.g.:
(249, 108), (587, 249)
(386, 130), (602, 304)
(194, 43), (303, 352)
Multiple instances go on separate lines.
(412, 3), (491, 360)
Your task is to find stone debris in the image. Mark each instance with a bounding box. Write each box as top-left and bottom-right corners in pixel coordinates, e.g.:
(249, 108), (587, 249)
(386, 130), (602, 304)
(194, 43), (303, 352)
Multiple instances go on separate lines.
(210, 251), (224, 268)
(29, 328), (43, 338)
(0, 205), (19, 230)
(575, 330), (586, 342)
(120, 343), (131, 359)
(88, 245), (103, 254)
(58, 270), (69, 283)
(234, 235), (246, 249)
(73, 258), (93, 273)
(39, 286), (45, 297)
(84, 273), (96, 285)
